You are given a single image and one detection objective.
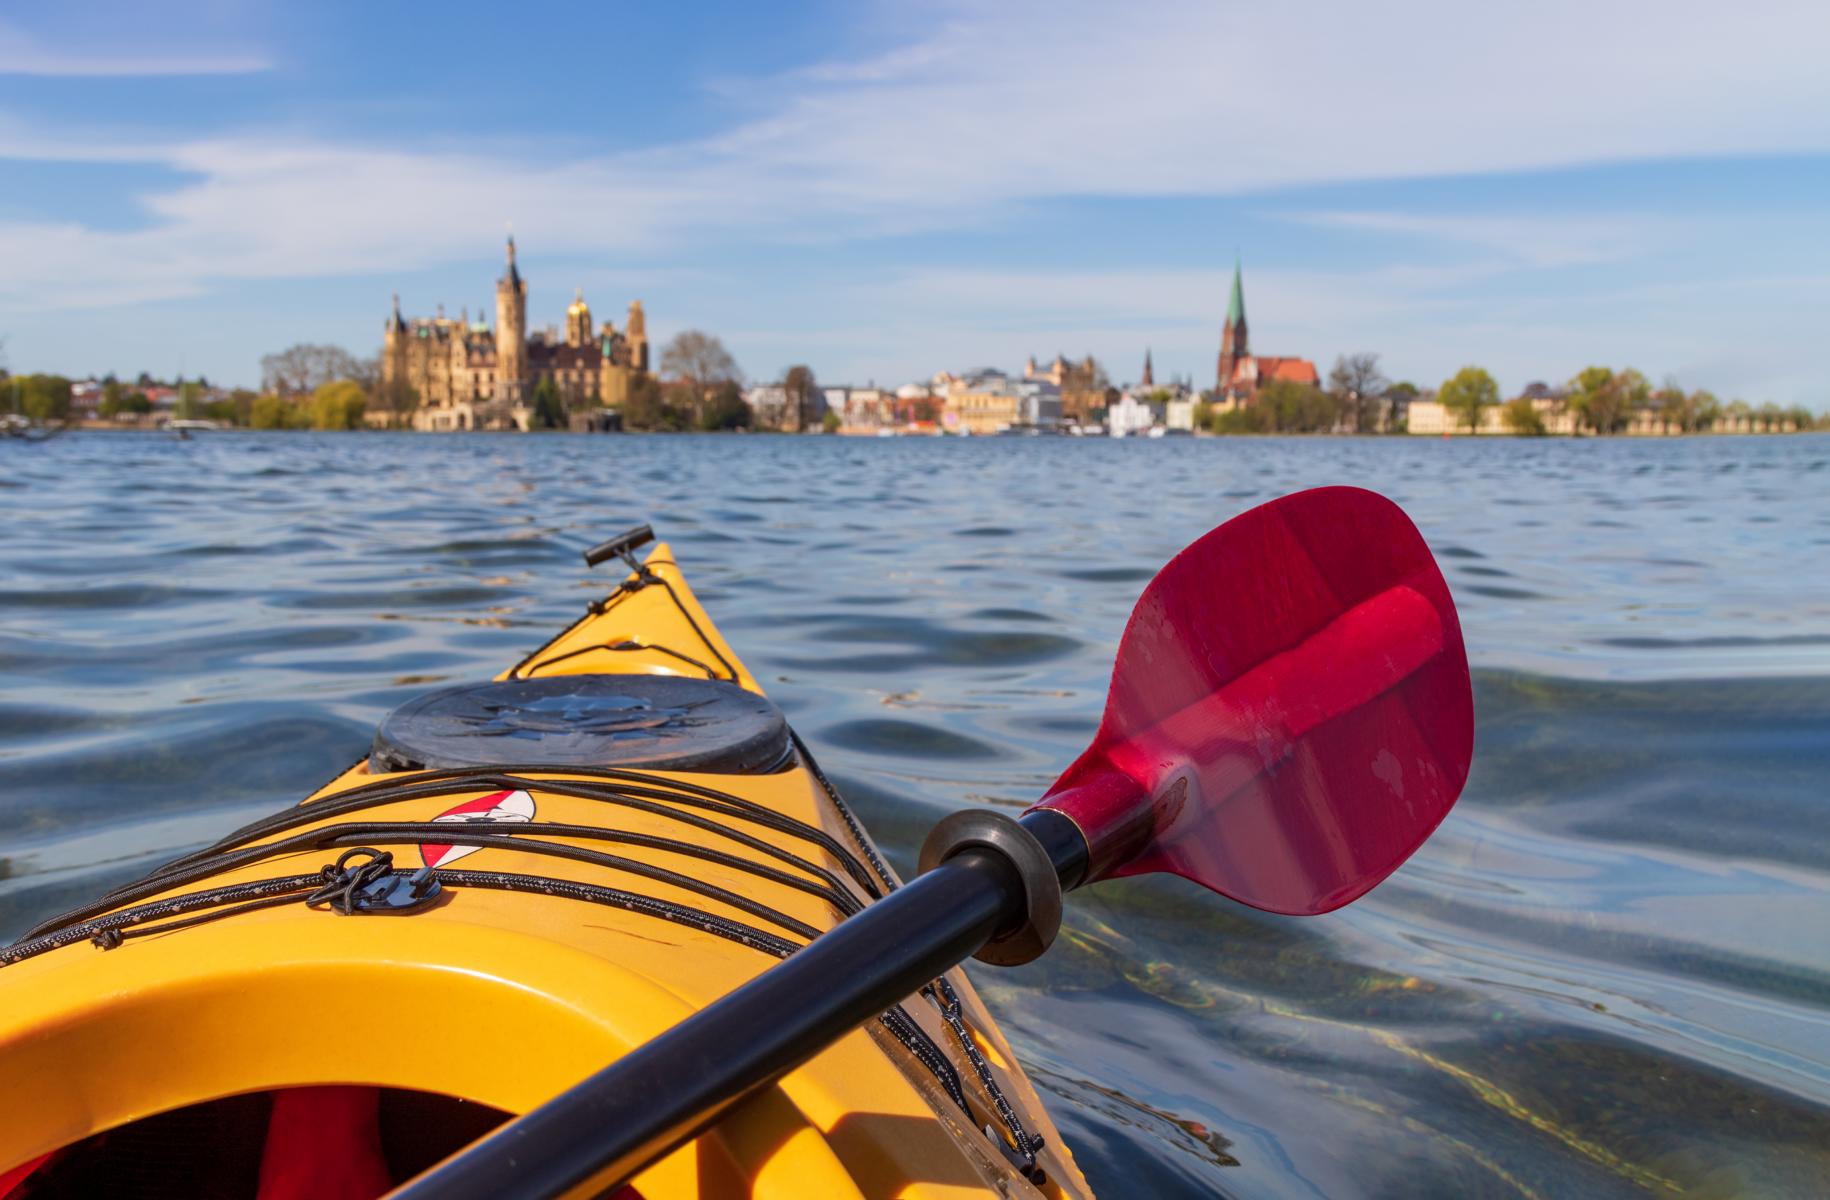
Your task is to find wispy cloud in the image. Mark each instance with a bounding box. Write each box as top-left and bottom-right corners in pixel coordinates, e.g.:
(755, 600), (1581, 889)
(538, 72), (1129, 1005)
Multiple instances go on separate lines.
(0, 20), (270, 77)
(2, 0), (1828, 399)
(4, 0), (1828, 301)
(1277, 211), (1682, 269)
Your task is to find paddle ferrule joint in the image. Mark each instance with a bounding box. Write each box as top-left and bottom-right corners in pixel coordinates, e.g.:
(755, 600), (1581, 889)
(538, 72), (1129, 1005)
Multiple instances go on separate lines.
(918, 809), (1081, 965)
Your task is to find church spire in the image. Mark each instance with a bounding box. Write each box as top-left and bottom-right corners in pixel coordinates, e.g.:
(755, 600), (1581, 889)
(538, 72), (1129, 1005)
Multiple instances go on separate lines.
(1142, 346), (1154, 387)
(1217, 256), (1249, 392)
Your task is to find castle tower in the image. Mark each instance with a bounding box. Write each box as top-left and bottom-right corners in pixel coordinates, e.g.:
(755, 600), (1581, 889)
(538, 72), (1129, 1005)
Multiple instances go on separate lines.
(1216, 259), (1248, 393)
(381, 293), (407, 391)
(625, 300), (648, 372)
(566, 288), (593, 347)
(1142, 347), (1154, 388)
(495, 236), (528, 405)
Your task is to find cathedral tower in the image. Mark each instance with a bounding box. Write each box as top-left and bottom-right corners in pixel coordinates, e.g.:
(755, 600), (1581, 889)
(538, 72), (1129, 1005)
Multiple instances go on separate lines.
(495, 236), (528, 405)
(1216, 259), (1248, 392)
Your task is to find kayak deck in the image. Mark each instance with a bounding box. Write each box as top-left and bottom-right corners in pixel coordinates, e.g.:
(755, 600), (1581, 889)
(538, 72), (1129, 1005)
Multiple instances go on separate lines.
(0, 544), (1088, 1198)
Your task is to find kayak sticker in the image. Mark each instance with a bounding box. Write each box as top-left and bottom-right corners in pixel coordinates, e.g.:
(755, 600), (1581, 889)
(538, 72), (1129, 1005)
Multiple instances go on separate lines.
(419, 789), (536, 868)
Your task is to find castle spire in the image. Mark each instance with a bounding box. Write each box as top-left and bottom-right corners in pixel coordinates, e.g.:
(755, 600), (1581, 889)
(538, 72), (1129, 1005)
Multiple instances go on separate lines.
(503, 234), (521, 288)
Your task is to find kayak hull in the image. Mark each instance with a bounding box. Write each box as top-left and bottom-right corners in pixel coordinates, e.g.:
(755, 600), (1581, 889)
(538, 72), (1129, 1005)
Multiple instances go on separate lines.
(0, 544), (1088, 1198)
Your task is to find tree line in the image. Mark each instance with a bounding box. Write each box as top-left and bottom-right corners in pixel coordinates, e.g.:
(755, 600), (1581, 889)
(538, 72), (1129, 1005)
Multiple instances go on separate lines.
(1189, 352), (1821, 435)
(1194, 353), (1419, 434)
(1434, 364), (1820, 435)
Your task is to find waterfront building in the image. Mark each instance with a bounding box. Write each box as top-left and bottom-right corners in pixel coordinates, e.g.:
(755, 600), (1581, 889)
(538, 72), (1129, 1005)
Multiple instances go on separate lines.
(1164, 396), (1196, 431)
(742, 385), (791, 428)
(839, 387), (895, 428)
(70, 380), (102, 420)
(947, 371), (1063, 435)
(1212, 261), (1319, 407)
(1023, 353), (1109, 422)
(1107, 391), (1162, 438)
(379, 237), (650, 432)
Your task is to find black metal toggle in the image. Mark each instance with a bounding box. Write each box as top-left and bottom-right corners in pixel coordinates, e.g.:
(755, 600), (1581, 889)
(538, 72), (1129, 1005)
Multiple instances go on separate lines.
(583, 524), (656, 571)
(306, 848), (443, 916)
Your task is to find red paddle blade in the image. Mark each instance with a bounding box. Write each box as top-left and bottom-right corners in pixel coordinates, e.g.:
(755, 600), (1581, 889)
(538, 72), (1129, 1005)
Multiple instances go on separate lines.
(1030, 487), (1473, 915)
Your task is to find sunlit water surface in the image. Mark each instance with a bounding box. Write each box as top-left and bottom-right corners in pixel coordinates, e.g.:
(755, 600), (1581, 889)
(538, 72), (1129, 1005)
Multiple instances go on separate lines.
(3, 432), (1828, 1197)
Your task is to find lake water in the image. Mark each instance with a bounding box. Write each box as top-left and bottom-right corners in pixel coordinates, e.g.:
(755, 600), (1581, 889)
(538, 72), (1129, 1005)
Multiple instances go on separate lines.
(3, 431), (1828, 1196)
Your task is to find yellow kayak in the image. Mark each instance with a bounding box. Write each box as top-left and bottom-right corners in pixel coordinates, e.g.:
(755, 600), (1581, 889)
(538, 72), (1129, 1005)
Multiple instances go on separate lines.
(0, 532), (1089, 1198)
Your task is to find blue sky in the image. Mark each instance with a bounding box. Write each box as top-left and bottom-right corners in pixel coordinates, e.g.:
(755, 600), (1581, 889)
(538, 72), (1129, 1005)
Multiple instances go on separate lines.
(2, 1), (1828, 405)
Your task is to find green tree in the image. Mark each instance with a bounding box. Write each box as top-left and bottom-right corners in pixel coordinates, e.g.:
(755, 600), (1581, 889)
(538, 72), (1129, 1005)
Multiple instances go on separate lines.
(226, 388), (259, 426)
(99, 378), (126, 419)
(697, 380), (752, 431)
(309, 380), (367, 430)
(124, 390), (153, 415)
(1784, 405), (1814, 432)
(173, 380), (203, 420)
(1438, 366), (1499, 434)
(250, 393), (294, 429)
(530, 377), (566, 430)
(1272, 380), (1337, 431)
(1756, 402), (1783, 432)
(1567, 366), (1646, 434)
(623, 374), (689, 431)
(1649, 378), (1687, 434)
(16, 374), (73, 421)
(821, 408), (842, 434)
(1687, 389), (1720, 433)
(1210, 404), (1270, 434)
(1500, 397), (1546, 435)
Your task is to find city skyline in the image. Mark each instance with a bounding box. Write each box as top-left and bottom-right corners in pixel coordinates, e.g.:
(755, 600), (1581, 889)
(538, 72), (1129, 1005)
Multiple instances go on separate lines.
(2, 2), (1829, 406)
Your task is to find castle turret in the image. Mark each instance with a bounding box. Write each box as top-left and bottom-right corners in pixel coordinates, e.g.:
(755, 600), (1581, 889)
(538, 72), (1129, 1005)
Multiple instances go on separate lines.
(495, 236), (528, 405)
(1216, 258), (1248, 393)
(566, 288), (593, 348)
(625, 300), (648, 373)
(381, 293), (407, 394)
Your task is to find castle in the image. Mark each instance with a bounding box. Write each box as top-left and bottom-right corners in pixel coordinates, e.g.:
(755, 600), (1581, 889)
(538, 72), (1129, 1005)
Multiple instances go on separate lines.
(380, 238), (649, 431)
(1213, 260), (1318, 406)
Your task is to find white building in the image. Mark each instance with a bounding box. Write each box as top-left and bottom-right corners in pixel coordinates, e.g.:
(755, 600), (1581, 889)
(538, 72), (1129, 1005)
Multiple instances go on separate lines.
(1107, 391), (1162, 437)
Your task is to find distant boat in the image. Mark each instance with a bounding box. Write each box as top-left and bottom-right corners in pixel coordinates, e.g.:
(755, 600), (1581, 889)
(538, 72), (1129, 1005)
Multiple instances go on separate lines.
(167, 419), (223, 433)
(1, 414), (68, 443)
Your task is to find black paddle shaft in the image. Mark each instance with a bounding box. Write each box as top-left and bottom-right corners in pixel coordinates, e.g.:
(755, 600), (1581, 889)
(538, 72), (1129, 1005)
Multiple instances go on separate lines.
(396, 809), (1089, 1199)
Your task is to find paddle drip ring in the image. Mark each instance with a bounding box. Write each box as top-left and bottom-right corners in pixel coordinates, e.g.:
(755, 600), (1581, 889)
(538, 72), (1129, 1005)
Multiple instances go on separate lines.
(918, 810), (1063, 966)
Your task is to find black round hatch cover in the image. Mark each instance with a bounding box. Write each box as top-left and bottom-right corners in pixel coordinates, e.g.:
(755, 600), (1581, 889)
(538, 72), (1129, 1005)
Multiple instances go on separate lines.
(370, 674), (792, 775)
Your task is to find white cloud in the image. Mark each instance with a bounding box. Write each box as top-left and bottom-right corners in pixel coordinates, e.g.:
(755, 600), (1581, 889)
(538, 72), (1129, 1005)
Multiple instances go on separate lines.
(4, 0), (1828, 302)
(2, 0), (1829, 400)
(0, 20), (269, 77)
